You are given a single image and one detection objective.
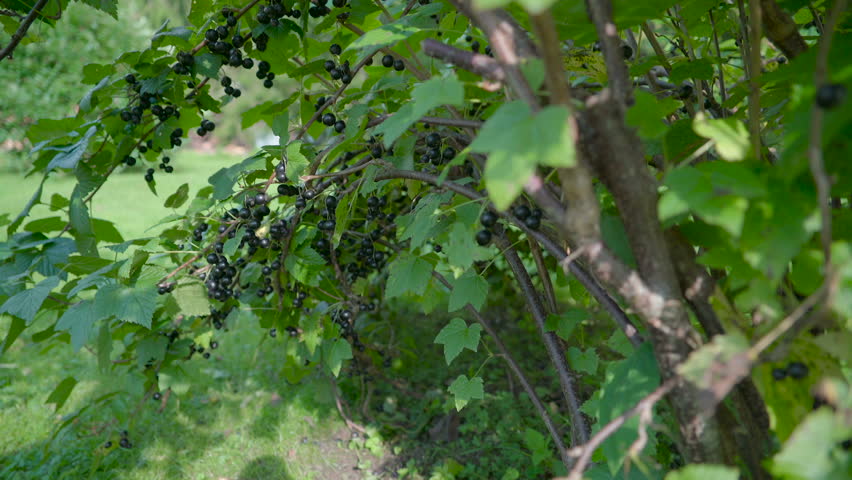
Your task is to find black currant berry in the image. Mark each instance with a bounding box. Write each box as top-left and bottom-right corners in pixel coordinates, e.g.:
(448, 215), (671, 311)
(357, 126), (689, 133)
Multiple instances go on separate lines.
(326, 195), (338, 209)
(119, 438), (132, 449)
(330, 43), (342, 55)
(269, 328), (277, 338)
(393, 59), (405, 71)
(322, 113), (336, 126)
(475, 229), (492, 246)
(480, 210), (497, 227)
(442, 147), (456, 160)
(105, 441), (113, 448)
(381, 54), (394, 68)
(425, 132), (441, 147)
(771, 368), (787, 381)
(334, 120), (346, 133)
(787, 362), (808, 379)
(524, 215), (540, 230)
(324, 59), (336, 71)
(153, 392), (162, 400)
(471, 40), (480, 52)
(815, 83), (846, 109)
(513, 205), (531, 220)
(433, 244), (442, 253)
(205, 29), (219, 42)
(371, 146), (383, 159)
(124, 74), (136, 84)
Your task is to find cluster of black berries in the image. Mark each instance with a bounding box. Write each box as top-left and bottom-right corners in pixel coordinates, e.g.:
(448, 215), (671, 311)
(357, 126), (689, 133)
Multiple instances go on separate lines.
(197, 118), (216, 137)
(476, 210), (497, 246)
(204, 252), (241, 302)
(418, 132), (455, 165)
(172, 50), (195, 75)
(157, 282), (175, 295)
(257, 1), (301, 24)
(253, 61), (276, 88)
(119, 430), (132, 449)
(512, 203), (542, 230)
(158, 155), (174, 173)
(380, 54), (405, 71)
(119, 78), (181, 128)
(332, 309), (364, 351)
(209, 307), (233, 330)
(190, 342), (211, 359)
(464, 35), (492, 56)
(324, 57), (354, 84)
(771, 361), (809, 381)
(313, 96), (347, 132)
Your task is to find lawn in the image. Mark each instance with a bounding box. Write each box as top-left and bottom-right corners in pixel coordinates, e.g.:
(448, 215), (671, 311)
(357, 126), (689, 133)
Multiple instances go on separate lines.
(0, 150), (247, 240)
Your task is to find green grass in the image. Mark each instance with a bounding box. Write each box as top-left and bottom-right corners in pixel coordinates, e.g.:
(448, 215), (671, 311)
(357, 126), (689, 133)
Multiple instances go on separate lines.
(0, 314), (376, 480)
(0, 150), (245, 240)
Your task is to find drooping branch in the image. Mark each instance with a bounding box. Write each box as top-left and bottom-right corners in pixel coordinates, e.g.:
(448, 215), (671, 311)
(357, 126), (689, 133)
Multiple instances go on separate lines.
(421, 38), (505, 82)
(0, 0), (49, 62)
(494, 229), (590, 446)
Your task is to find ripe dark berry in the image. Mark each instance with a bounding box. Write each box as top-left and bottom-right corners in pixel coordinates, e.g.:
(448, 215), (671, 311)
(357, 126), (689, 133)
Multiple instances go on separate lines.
(371, 146), (383, 158)
(524, 215), (541, 230)
(322, 113), (336, 126)
(295, 197), (307, 209)
(471, 40), (480, 52)
(622, 44), (633, 59)
(480, 210), (498, 227)
(269, 328), (277, 338)
(124, 74), (136, 84)
(367, 196), (380, 208)
(216, 25), (229, 38)
(205, 29), (219, 42)
(815, 83), (846, 109)
(513, 205), (531, 220)
(324, 60), (336, 71)
(393, 59), (405, 71)
(242, 58), (254, 69)
(203, 352), (211, 359)
(771, 368), (787, 381)
(264, 79), (274, 88)
(330, 68), (342, 80)
(210, 341), (219, 350)
(153, 392), (162, 400)
(124, 156), (136, 166)
(433, 244), (442, 253)
(334, 120), (346, 133)
(787, 362), (809, 379)
(232, 89), (242, 98)
(676, 83), (694, 100)
(255, 193), (268, 205)
(381, 54), (394, 68)
(442, 147), (456, 160)
(425, 132), (441, 147)
(258, 60), (271, 72)
(119, 438), (132, 449)
(104, 441), (112, 448)
(330, 43), (342, 55)
(221, 76), (232, 87)
(475, 229), (492, 246)
(326, 195), (338, 209)
(304, 188), (317, 199)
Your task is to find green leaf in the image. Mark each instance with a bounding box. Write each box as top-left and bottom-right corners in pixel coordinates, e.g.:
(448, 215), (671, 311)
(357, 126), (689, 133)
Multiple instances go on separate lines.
(693, 113), (751, 161)
(70, 189), (97, 257)
(56, 300), (102, 351)
(769, 409), (852, 480)
(286, 141), (310, 182)
(47, 126), (98, 171)
(1, 317), (26, 355)
(136, 336), (168, 369)
(448, 270), (489, 312)
(209, 153), (266, 199)
(385, 254), (433, 299)
(79, 76), (110, 112)
(544, 309), (586, 340)
(172, 283), (211, 317)
(374, 75), (465, 147)
(159, 365), (192, 395)
(434, 318), (482, 365)
(0, 276), (60, 325)
(325, 339), (353, 377)
(583, 343), (660, 474)
(45, 377), (78, 411)
(448, 375), (484, 410)
(8, 176), (46, 235)
(567, 347), (599, 375)
(669, 58), (715, 84)
(666, 465), (740, 480)
(164, 183), (190, 209)
(80, 0), (118, 18)
(523, 428), (551, 466)
(195, 53), (223, 78)
(472, 102), (575, 210)
(627, 90), (680, 139)
(188, 0), (212, 26)
(94, 284), (158, 328)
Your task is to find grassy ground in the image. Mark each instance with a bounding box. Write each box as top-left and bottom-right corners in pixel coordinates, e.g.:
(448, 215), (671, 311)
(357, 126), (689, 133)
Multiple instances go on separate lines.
(0, 150), (245, 240)
(0, 314), (381, 480)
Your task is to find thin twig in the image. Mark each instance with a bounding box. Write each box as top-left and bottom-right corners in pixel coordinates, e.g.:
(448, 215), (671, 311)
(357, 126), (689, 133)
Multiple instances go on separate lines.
(0, 0), (49, 62)
(747, 0), (763, 161)
(807, 0), (846, 275)
(431, 270), (572, 471)
(709, 10), (728, 114)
